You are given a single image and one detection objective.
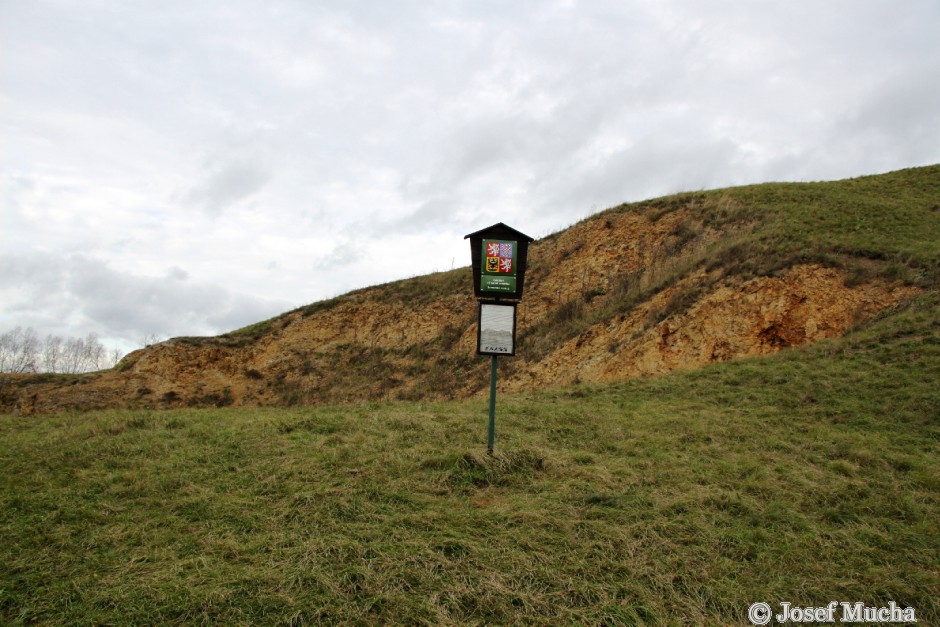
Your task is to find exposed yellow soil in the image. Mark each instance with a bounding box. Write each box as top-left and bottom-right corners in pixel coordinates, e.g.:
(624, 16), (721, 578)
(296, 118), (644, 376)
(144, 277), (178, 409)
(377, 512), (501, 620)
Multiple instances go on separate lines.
(509, 264), (916, 390)
(1, 206), (920, 415)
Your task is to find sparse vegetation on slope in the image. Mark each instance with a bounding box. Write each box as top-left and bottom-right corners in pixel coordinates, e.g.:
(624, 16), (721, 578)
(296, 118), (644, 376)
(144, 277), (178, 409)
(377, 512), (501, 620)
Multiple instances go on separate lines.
(519, 165), (940, 358)
(0, 165), (937, 413)
(1, 292), (937, 624)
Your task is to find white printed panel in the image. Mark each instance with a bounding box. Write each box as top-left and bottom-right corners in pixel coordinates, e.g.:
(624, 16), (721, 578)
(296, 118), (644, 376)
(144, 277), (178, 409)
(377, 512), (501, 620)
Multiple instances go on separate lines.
(480, 303), (515, 354)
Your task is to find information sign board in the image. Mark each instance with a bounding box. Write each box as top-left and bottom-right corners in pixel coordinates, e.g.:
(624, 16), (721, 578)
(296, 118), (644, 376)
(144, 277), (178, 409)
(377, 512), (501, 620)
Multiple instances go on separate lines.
(464, 222), (533, 454)
(464, 223), (534, 301)
(477, 302), (516, 356)
(481, 239), (517, 294)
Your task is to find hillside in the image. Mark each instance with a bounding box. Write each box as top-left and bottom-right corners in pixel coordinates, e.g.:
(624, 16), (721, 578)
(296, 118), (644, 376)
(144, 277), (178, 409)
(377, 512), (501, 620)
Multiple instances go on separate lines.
(1, 290), (937, 623)
(2, 165), (938, 414)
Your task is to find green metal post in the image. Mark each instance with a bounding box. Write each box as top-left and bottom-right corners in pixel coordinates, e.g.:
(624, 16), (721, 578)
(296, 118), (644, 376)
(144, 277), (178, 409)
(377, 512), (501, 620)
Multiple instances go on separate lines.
(487, 354), (497, 454)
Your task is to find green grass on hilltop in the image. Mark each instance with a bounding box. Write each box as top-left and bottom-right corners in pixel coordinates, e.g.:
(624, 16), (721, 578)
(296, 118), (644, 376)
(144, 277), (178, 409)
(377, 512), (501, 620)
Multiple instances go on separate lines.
(174, 166), (940, 357)
(1, 295), (938, 624)
(703, 165), (940, 286)
(520, 165), (940, 365)
(595, 165), (940, 288)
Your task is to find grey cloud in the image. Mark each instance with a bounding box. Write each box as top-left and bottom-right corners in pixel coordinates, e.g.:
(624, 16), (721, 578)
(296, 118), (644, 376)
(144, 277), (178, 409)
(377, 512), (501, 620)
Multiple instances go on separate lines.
(563, 137), (746, 208)
(381, 194), (459, 235)
(312, 240), (364, 271)
(840, 64), (940, 164)
(206, 294), (290, 331)
(167, 266), (189, 281)
(181, 157), (272, 216)
(0, 253), (290, 346)
(0, 253), (64, 292)
(68, 257), (291, 338)
(0, 253), (87, 337)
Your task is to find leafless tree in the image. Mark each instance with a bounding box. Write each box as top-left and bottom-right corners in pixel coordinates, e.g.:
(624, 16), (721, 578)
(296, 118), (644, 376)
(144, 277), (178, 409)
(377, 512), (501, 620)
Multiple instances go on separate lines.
(0, 327), (40, 373)
(42, 334), (63, 373)
(1, 328), (124, 374)
(141, 333), (162, 347)
(109, 347), (123, 369)
(86, 333), (105, 371)
(61, 335), (90, 374)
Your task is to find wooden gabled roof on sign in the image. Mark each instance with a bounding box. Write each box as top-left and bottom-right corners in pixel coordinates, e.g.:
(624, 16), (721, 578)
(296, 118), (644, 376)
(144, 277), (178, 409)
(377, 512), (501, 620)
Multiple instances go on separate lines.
(464, 222), (535, 242)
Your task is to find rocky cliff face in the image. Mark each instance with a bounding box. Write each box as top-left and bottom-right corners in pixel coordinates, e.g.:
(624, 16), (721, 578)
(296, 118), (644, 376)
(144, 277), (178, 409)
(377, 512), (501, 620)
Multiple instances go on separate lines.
(510, 264), (915, 389)
(0, 194), (921, 415)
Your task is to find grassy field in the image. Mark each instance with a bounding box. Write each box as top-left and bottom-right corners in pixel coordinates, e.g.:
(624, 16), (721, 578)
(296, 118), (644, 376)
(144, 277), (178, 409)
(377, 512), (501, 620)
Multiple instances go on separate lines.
(2, 294), (938, 624)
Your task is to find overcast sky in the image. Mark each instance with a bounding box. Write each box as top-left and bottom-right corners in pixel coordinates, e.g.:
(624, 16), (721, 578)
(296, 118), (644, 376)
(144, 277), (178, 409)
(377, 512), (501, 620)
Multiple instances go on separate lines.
(2, 0), (938, 353)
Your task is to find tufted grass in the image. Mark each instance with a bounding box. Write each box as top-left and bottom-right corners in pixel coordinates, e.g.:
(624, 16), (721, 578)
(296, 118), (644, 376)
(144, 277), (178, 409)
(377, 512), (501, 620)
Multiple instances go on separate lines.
(1, 293), (937, 624)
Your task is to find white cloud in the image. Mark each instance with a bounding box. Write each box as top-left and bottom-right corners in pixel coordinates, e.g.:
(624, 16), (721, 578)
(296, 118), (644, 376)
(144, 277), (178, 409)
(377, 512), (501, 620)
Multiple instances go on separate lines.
(1, 0), (938, 348)
(0, 253), (291, 351)
(180, 156), (272, 216)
